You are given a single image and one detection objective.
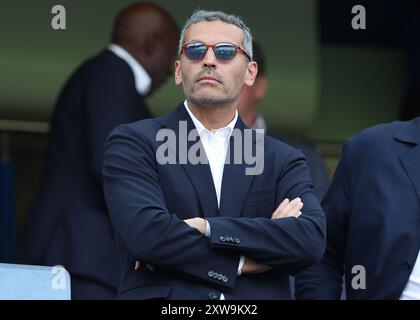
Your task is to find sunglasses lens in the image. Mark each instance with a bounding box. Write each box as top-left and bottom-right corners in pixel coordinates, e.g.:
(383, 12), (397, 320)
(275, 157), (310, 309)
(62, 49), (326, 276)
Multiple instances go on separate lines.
(185, 44), (207, 60)
(214, 45), (237, 61)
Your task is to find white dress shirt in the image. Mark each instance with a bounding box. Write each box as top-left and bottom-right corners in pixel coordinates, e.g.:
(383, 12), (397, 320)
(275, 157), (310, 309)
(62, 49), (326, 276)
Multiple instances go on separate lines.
(184, 101), (245, 299)
(107, 43), (151, 96)
(400, 251), (420, 300)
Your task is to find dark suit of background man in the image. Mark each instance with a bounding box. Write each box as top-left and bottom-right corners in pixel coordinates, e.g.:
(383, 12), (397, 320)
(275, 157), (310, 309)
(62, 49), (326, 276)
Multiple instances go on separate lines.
(15, 3), (178, 299)
(295, 116), (420, 299)
(236, 42), (330, 201)
(103, 9), (326, 300)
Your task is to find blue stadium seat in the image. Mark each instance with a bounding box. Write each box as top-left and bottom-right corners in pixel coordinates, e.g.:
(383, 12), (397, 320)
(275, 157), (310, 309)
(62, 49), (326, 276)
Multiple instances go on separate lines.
(0, 263), (71, 300)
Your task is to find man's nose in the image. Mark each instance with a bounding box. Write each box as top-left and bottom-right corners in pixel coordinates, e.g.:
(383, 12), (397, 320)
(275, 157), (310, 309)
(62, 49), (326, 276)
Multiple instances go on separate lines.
(202, 47), (217, 69)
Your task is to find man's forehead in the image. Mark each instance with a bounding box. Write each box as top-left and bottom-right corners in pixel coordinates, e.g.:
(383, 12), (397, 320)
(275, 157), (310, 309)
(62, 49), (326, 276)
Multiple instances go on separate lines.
(184, 20), (244, 45)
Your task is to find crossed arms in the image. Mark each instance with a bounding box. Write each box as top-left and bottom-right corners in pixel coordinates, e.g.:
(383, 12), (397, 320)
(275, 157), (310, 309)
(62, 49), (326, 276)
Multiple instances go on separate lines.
(103, 125), (326, 290)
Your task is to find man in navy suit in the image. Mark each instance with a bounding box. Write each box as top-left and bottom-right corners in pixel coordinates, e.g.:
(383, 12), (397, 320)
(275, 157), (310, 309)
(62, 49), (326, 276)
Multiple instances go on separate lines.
(103, 9), (326, 300)
(295, 117), (420, 299)
(16, 3), (178, 299)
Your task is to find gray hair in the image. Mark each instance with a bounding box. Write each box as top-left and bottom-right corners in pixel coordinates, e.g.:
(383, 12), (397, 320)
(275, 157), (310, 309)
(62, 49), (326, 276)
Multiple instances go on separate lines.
(178, 10), (253, 60)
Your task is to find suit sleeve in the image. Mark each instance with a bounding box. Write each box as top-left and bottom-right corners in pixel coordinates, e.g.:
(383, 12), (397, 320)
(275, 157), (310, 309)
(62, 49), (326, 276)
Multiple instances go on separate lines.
(84, 60), (145, 185)
(206, 149), (326, 275)
(294, 143), (352, 299)
(103, 125), (240, 290)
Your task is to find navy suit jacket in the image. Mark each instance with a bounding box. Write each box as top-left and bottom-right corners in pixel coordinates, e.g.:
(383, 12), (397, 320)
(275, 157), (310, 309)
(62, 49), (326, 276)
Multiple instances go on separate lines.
(15, 50), (151, 298)
(295, 117), (420, 299)
(103, 103), (326, 300)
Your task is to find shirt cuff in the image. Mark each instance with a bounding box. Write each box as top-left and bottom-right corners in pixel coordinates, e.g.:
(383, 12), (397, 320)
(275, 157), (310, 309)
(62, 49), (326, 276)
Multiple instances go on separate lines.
(205, 220), (211, 237)
(237, 255), (245, 276)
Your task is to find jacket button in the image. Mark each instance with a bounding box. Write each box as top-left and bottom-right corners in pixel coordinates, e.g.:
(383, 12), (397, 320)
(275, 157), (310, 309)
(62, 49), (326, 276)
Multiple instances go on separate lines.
(403, 262), (412, 270)
(219, 236), (226, 242)
(217, 274), (223, 281)
(208, 271), (214, 278)
(208, 292), (219, 300)
(235, 238), (240, 244)
(222, 276), (228, 283)
(213, 272), (219, 279)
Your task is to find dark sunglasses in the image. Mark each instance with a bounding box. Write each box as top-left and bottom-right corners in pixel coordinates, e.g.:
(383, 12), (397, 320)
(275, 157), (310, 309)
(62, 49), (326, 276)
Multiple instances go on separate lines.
(181, 42), (251, 62)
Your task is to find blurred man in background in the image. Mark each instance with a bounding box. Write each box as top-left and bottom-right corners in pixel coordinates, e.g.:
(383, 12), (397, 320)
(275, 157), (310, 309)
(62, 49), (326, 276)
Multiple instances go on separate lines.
(15, 2), (178, 299)
(237, 42), (330, 200)
(295, 116), (420, 299)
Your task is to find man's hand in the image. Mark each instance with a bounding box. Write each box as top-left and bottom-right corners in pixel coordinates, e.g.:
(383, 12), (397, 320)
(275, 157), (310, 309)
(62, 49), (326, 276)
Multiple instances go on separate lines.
(241, 256), (274, 274)
(240, 197), (303, 275)
(184, 217), (207, 235)
(134, 261), (155, 271)
(271, 197), (303, 219)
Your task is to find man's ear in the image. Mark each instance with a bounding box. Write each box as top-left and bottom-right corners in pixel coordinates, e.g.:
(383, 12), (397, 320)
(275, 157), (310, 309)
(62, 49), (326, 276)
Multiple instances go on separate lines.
(244, 61), (258, 87)
(174, 60), (182, 85)
(254, 76), (268, 100)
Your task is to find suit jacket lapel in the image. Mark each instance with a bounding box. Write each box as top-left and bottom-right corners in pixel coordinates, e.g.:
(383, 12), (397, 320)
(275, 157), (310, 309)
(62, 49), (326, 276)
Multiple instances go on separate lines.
(160, 103), (219, 218)
(400, 146), (420, 203)
(183, 157), (219, 218)
(218, 119), (264, 218)
(395, 117), (420, 203)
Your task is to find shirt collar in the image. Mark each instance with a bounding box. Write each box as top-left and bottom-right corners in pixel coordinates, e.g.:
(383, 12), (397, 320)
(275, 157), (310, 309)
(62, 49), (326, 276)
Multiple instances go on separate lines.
(183, 100), (238, 138)
(107, 43), (152, 96)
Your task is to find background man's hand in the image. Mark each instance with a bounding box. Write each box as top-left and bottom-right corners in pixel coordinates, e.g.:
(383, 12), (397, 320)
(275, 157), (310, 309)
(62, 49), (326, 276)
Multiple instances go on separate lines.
(134, 261), (155, 271)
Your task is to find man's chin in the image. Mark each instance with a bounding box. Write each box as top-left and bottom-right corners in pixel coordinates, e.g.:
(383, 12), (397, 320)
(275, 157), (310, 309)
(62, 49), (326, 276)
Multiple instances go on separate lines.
(189, 95), (232, 107)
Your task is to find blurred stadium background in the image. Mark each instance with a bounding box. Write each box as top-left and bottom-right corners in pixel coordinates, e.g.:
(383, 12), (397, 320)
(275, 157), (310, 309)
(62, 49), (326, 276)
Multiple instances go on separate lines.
(1, 0), (417, 259)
